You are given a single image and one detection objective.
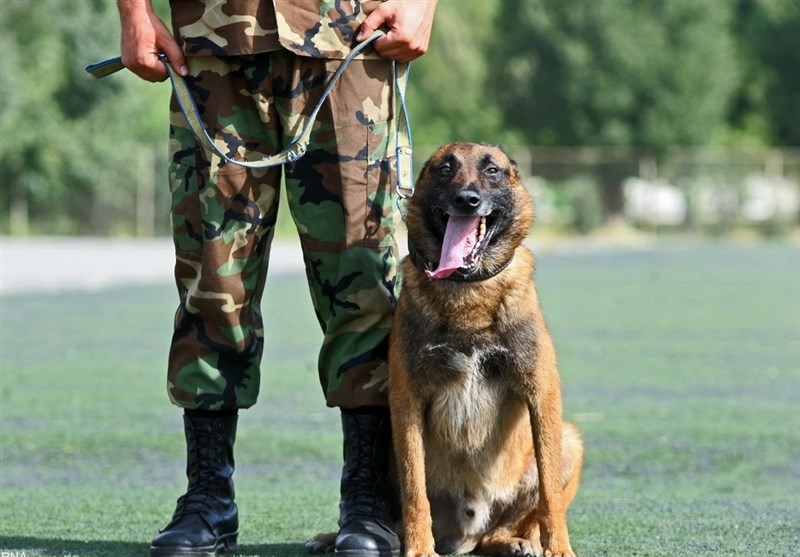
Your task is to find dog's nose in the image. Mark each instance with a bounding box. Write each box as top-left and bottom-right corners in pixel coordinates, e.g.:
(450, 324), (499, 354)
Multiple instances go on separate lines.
(453, 189), (481, 210)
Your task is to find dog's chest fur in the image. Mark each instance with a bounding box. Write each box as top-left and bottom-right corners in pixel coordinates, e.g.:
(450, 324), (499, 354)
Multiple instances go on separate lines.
(414, 338), (534, 540)
(414, 334), (533, 494)
(422, 343), (511, 450)
(402, 308), (537, 459)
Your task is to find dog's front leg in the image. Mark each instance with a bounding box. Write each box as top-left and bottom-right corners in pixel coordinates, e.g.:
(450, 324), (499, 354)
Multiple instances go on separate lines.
(528, 372), (575, 557)
(390, 387), (437, 557)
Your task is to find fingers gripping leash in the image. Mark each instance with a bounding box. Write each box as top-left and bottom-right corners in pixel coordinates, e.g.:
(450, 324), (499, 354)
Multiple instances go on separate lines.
(85, 31), (415, 218)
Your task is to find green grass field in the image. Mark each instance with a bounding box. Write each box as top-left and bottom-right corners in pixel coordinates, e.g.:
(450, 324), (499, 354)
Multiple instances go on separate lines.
(1, 242), (798, 556)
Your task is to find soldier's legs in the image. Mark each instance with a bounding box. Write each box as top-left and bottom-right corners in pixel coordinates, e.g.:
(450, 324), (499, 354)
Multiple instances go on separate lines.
(168, 54), (283, 411)
(161, 48), (402, 557)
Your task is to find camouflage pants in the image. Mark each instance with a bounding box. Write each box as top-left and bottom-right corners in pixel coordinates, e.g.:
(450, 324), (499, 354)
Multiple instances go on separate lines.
(167, 50), (401, 410)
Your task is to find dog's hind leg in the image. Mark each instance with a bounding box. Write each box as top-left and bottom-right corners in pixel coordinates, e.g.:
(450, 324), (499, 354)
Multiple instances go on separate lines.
(305, 531), (337, 554)
(479, 422), (583, 557)
(525, 422), (583, 556)
(559, 421), (583, 512)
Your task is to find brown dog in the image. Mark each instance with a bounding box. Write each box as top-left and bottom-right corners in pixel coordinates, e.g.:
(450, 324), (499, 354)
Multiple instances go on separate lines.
(306, 143), (583, 557)
(389, 143), (583, 557)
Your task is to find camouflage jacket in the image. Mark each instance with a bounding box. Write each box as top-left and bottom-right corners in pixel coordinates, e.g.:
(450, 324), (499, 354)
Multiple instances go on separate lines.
(170, 0), (384, 59)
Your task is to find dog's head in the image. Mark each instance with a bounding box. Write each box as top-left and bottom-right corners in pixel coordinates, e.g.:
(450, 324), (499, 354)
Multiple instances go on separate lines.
(406, 142), (534, 281)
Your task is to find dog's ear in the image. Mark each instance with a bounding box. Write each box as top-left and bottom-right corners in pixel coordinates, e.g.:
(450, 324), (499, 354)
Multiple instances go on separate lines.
(417, 143), (449, 182)
(507, 156), (522, 183)
(416, 157), (433, 184)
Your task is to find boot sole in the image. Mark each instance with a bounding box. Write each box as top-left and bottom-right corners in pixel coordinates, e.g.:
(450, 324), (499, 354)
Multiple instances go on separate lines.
(149, 532), (238, 557)
(335, 549), (399, 557)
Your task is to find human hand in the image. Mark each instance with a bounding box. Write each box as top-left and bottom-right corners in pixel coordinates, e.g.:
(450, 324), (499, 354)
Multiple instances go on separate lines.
(356, 0), (438, 63)
(117, 0), (187, 82)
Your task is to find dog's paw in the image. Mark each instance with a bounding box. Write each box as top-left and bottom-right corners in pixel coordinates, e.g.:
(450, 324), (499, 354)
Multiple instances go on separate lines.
(305, 532), (336, 554)
(508, 539), (538, 557)
(542, 547), (576, 557)
(541, 528), (575, 557)
(483, 537), (538, 557)
(404, 550), (439, 557)
(404, 541), (439, 557)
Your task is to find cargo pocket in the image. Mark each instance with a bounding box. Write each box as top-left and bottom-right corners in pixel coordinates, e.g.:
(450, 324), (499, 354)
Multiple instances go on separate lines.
(334, 115), (397, 250)
(363, 117), (399, 249)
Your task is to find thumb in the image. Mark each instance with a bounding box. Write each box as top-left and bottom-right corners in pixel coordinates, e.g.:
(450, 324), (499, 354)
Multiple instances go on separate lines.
(159, 35), (189, 76)
(356, 6), (389, 42)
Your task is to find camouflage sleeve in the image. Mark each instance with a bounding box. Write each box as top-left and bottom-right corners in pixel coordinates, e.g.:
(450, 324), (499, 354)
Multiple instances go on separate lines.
(170, 0), (281, 56)
(170, 0), (385, 59)
(272, 0), (384, 59)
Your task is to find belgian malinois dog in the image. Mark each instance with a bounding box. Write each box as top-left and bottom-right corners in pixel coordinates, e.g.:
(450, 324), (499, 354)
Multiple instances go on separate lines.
(307, 143), (583, 557)
(389, 143), (583, 557)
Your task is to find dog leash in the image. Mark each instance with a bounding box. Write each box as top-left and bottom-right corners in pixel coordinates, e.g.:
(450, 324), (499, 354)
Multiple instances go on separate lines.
(86, 31), (414, 215)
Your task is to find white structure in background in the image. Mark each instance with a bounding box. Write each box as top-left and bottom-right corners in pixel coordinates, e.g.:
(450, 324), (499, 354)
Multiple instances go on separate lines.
(740, 174), (800, 223)
(689, 173), (800, 225)
(623, 177), (688, 226)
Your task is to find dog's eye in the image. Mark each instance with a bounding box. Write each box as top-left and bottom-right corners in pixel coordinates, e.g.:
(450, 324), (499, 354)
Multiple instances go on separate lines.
(439, 163), (452, 176)
(484, 166), (500, 175)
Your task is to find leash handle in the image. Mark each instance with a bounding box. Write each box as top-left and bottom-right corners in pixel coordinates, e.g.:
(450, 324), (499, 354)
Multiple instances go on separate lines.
(84, 32), (414, 198)
(85, 56), (125, 79)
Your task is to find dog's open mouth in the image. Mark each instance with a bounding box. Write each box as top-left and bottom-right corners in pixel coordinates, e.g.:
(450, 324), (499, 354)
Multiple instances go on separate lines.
(426, 212), (498, 280)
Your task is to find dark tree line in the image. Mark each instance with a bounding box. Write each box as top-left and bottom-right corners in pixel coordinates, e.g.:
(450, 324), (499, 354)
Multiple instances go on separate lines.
(1, 0), (797, 234)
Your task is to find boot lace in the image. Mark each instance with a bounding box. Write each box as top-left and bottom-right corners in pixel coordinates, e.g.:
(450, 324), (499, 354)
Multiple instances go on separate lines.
(172, 424), (225, 520)
(342, 425), (391, 520)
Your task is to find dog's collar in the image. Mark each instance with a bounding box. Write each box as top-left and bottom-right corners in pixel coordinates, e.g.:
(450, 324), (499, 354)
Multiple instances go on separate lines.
(407, 239), (513, 283)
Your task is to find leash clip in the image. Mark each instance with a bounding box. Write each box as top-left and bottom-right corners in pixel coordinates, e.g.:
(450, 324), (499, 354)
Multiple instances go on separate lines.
(393, 61), (414, 221)
(287, 145), (307, 163)
(395, 145), (414, 221)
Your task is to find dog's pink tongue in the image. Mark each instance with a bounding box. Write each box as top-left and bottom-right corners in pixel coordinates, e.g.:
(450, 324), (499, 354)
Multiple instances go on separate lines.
(425, 216), (481, 280)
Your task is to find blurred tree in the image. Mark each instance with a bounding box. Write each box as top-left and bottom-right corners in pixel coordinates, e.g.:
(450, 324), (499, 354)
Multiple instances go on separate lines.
(1, 0), (795, 235)
(406, 1), (516, 152)
(0, 0), (171, 234)
(488, 0), (740, 213)
(729, 0), (800, 147)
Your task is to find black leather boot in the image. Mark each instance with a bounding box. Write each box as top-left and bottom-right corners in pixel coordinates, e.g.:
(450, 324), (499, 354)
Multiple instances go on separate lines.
(150, 413), (239, 557)
(335, 408), (400, 557)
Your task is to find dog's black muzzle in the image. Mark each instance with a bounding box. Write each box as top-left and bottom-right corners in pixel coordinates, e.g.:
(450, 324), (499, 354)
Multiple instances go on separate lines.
(444, 185), (495, 218)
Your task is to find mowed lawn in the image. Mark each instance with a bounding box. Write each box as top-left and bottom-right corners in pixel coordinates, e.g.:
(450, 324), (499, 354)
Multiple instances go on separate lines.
(1, 242), (798, 556)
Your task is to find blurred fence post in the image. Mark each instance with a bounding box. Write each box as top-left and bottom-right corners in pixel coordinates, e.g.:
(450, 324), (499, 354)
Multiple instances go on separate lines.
(638, 154), (657, 181)
(136, 145), (156, 238)
(765, 149), (783, 179)
(9, 179), (29, 236)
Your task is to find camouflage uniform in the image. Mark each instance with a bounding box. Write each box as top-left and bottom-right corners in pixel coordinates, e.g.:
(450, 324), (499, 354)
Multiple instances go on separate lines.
(166, 0), (401, 411)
